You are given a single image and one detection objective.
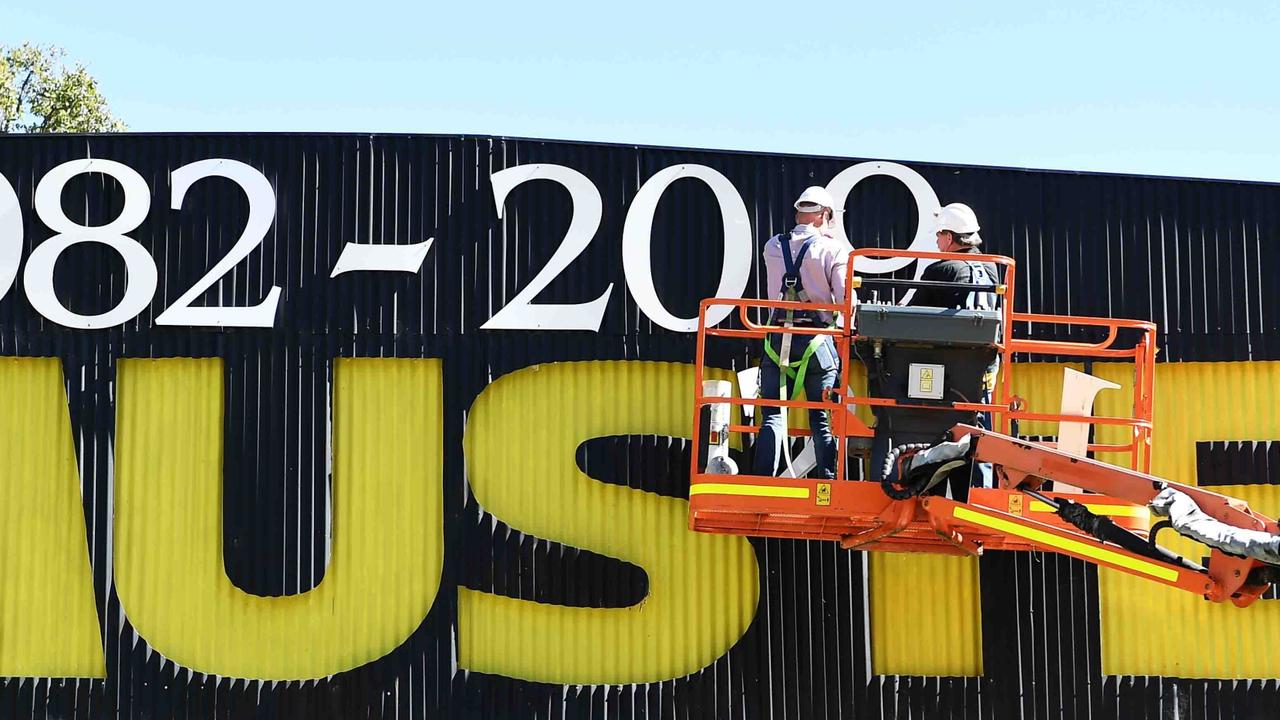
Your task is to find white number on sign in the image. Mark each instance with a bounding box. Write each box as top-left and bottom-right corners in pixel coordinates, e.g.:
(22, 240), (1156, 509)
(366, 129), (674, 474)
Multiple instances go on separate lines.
(622, 165), (751, 332)
(25, 159), (158, 329)
(0, 172), (21, 302)
(825, 161), (942, 275)
(156, 159), (282, 327)
(480, 164), (611, 331)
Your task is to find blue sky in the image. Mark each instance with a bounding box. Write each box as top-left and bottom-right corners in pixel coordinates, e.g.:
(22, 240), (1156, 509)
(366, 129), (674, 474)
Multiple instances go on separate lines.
(5, 1), (1278, 182)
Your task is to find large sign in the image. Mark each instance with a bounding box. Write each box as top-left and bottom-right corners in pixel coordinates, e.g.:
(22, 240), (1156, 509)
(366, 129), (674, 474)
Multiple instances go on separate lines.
(1, 157), (946, 332)
(0, 134), (1278, 719)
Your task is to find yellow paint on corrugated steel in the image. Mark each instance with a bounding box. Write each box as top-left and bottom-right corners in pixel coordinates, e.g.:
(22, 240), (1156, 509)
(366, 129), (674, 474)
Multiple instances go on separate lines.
(870, 552), (981, 676)
(1002, 362), (1087, 439)
(997, 360), (1139, 467)
(0, 358), (104, 677)
(1089, 362), (1142, 468)
(114, 358), (443, 680)
(1100, 361), (1280, 678)
(459, 361), (760, 684)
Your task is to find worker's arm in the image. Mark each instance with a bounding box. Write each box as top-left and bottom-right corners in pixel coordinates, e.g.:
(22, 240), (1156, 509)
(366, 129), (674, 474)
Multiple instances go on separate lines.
(827, 243), (852, 311)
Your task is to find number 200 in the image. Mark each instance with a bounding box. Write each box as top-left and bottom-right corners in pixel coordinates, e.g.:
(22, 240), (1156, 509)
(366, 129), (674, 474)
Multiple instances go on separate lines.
(480, 161), (942, 332)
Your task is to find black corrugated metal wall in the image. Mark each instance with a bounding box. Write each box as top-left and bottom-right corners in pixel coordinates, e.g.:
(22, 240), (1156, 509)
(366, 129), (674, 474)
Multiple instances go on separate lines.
(0, 134), (1277, 719)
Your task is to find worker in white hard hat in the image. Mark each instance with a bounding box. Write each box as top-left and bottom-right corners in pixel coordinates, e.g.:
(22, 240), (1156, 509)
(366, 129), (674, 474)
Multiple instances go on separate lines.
(908, 202), (1000, 489)
(909, 203), (999, 309)
(752, 186), (853, 480)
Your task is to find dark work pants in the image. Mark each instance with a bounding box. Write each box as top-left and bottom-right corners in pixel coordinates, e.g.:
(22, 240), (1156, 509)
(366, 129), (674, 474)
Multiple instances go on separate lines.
(752, 333), (839, 479)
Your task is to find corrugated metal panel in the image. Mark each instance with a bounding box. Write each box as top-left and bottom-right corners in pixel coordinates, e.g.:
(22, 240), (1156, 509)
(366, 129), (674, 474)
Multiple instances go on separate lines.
(1102, 361), (1280, 679)
(0, 357), (103, 678)
(870, 553), (982, 676)
(0, 133), (1278, 717)
(1003, 361), (1086, 439)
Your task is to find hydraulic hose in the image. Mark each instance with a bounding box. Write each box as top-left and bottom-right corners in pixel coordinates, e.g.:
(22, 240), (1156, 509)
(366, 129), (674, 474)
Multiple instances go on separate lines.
(880, 442), (946, 500)
(1047, 495), (1203, 572)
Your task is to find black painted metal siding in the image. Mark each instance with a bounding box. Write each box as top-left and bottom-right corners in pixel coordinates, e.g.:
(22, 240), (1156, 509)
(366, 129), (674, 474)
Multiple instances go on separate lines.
(0, 134), (1278, 719)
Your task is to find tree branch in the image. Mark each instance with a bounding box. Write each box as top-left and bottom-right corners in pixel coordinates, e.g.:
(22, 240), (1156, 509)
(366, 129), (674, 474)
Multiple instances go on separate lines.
(12, 67), (35, 131)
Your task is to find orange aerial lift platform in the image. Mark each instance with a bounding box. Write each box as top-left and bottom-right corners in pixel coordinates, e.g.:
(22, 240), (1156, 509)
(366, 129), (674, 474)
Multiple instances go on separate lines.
(689, 248), (1280, 608)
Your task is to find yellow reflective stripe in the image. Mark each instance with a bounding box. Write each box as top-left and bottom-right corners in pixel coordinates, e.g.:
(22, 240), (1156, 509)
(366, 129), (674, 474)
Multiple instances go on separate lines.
(1029, 500), (1149, 518)
(952, 506), (1179, 582)
(690, 483), (810, 499)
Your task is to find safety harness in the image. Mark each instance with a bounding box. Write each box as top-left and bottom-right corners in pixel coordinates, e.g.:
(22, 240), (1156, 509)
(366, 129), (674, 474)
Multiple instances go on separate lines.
(765, 234), (833, 399)
(963, 261), (998, 311)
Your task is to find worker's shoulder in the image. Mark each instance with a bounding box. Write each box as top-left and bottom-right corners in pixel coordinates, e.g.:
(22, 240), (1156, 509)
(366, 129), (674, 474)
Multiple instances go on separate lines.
(763, 232), (848, 259)
(921, 258), (969, 277)
(812, 235), (852, 256)
(922, 257), (1000, 283)
(813, 234), (850, 249)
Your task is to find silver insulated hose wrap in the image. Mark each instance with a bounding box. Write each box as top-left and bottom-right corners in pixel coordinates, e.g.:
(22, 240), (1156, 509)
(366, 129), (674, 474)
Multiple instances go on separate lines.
(1149, 487), (1280, 565)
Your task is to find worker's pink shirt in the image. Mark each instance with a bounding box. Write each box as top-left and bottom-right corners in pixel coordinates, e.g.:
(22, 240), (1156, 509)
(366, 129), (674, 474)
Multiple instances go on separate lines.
(762, 224), (853, 323)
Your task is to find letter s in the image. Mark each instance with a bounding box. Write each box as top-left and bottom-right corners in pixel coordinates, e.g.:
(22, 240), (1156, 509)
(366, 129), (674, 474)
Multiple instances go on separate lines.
(459, 360), (760, 684)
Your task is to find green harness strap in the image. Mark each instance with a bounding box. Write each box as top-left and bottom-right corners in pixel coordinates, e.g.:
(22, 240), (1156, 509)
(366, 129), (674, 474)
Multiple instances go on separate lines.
(764, 332), (828, 399)
(766, 271), (834, 400)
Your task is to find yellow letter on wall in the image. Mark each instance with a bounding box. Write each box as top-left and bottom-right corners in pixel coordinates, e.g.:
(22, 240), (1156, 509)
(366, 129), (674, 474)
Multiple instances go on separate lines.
(459, 361), (760, 685)
(0, 357), (104, 677)
(1100, 360), (1280, 679)
(114, 358), (443, 680)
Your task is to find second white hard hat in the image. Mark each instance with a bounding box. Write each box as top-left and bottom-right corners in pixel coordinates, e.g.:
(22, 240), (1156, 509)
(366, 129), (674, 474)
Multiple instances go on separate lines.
(794, 186), (835, 213)
(934, 203), (980, 235)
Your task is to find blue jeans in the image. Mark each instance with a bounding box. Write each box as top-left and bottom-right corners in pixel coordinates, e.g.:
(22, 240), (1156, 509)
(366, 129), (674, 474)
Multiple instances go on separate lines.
(973, 356), (1001, 489)
(752, 333), (840, 479)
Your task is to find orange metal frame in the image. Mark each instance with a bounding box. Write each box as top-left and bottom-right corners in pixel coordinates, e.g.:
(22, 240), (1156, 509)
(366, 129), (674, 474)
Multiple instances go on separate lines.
(688, 249), (1274, 606)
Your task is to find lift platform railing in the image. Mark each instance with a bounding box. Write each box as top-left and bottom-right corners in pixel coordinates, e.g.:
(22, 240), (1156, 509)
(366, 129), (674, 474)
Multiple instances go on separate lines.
(690, 249), (1158, 484)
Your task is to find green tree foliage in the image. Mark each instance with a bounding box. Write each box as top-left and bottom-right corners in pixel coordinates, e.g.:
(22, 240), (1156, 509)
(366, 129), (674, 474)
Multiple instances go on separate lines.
(1, 43), (125, 133)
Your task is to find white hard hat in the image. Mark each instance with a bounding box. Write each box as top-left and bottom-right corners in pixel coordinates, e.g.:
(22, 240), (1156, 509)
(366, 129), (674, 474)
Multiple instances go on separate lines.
(794, 186), (835, 213)
(934, 203), (980, 235)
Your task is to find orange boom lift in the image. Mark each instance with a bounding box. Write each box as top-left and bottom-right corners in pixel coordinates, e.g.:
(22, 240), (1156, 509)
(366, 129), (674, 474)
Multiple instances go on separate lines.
(689, 249), (1280, 607)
